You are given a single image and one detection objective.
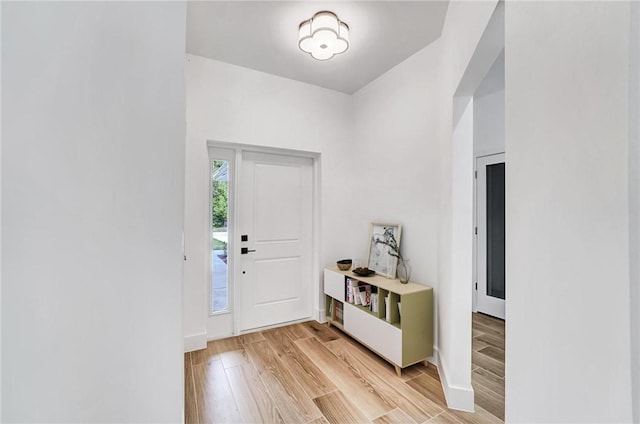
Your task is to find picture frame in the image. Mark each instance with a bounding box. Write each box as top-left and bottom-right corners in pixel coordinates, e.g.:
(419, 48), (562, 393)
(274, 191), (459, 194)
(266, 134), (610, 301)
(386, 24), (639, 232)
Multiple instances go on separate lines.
(367, 222), (402, 278)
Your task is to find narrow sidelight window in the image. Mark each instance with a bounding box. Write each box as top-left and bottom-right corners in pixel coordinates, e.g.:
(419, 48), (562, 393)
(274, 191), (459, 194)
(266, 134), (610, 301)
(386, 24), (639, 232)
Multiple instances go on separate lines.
(211, 160), (229, 313)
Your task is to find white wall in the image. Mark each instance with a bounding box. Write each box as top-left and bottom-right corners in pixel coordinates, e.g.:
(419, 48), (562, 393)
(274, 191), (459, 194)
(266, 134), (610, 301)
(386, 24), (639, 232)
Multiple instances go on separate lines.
(471, 48), (505, 313)
(2, 2), (186, 422)
(435, 0), (499, 410)
(474, 90), (504, 157)
(1, 2), (3, 417)
(351, 43), (442, 298)
(350, 43), (477, 409)
(505, 2), (633, 422)
(629, 2), (640, 421)
(474, 53), (505, 157)
(448, 97), (475, 407)
(184, 55), (352, 346)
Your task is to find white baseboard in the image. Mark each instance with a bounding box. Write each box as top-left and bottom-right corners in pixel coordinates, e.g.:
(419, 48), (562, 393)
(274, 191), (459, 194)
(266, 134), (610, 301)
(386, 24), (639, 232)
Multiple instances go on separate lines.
(183, 332), (207, 353)
(438, 349), (475, 412)
(207, 332), (234, 342)
(427, 347), (440, 368)
(229, 317), (314, 338)
(186, 308), (325, 353)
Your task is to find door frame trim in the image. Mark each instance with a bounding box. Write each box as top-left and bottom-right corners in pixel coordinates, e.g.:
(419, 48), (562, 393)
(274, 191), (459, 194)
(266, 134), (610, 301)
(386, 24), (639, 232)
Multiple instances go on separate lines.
(205, 146), (237, 342)
(206, 140), (321, 336)
(473, 152), (506, 316)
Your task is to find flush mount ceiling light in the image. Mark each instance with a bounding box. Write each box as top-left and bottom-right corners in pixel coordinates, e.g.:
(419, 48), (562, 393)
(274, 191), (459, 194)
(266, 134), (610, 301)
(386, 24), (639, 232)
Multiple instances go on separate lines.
(298, 11), (349, 61)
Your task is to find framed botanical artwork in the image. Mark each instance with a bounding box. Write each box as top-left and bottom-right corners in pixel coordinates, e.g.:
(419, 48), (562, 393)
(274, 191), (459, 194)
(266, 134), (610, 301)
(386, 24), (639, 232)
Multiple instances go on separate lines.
(367, 223), (402, 278)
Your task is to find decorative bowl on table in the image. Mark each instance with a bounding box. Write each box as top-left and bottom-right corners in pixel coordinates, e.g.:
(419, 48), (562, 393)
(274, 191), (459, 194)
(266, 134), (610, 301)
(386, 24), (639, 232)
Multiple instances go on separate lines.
(336, 259), (352, 271)
(352, 267), (375, 277)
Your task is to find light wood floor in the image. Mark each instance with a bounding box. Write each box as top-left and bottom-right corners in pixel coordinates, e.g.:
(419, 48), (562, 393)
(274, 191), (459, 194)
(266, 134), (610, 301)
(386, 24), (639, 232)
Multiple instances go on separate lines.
(471, 313), (505, 421)
(185, 315), (505, 423)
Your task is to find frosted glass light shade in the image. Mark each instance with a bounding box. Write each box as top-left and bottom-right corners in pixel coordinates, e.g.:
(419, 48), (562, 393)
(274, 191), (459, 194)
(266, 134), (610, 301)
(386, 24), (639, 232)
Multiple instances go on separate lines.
(298, 11), (349, 61)
(298, 20), (313, 52)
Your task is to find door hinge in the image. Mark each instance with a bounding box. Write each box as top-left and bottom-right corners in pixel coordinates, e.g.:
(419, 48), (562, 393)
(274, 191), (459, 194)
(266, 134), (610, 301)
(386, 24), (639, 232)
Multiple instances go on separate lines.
(475, 170), (477, 179)
(475, 282), (478, 290)
(475, 227), (477, 235)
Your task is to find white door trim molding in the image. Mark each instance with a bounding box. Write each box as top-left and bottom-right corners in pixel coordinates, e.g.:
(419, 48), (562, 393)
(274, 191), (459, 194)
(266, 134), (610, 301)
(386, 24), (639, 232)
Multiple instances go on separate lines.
(473, 151), (506, 313)
(206, 140), (321, 337)
(205, 146), (236, 338)
(475, 152), (506, 319)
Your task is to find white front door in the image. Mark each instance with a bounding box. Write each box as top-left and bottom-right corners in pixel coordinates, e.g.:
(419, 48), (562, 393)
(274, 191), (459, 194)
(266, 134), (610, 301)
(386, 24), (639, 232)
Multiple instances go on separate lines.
(239, 151), (313, 331)
(476, 153), (506, 319)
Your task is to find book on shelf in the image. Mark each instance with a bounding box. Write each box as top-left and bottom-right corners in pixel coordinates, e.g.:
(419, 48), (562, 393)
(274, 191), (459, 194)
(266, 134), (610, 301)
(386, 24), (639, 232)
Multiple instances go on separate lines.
(370, 292), (378, 313)
(369, 287), (378, 312)
(335, 301), (343, 323)
(347, 278), (369, 305)
(357, 284), (372, 306)
(385, 295), (391, 322)
(346, 278), (360, 304)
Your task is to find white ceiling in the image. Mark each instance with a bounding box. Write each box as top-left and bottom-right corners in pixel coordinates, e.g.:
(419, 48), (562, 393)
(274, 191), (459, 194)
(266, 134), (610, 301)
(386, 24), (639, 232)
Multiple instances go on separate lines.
(186, 1), (449, 94)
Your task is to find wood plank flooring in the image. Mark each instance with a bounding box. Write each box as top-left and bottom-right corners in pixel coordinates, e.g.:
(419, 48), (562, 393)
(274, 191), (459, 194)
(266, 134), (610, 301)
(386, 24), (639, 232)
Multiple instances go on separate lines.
(185, 314), (504, 423)
(471, 313), (505, 421)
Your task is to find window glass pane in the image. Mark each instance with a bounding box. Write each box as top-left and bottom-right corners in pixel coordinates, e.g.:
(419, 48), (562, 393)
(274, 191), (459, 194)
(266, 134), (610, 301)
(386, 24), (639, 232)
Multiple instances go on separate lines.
(486, 162), (505, 300)
(211, 160), (229, 313)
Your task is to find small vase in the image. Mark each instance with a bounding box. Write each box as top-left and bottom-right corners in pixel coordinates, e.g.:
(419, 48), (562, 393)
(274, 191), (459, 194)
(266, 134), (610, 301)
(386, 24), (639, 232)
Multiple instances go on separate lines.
(397, 259), (411, 284)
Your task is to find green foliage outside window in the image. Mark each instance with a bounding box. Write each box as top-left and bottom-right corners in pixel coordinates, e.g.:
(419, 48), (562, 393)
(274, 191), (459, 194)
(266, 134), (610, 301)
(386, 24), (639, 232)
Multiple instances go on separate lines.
(212, 160), (228, 230)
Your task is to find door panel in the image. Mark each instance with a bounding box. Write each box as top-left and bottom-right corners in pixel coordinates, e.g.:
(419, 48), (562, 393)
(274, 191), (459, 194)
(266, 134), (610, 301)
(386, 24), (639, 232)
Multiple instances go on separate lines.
(255, 164), (302, 241)
(477, 153), (506, 319)
(253, 257), (301, 305)
(240, 151), (313, 331)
